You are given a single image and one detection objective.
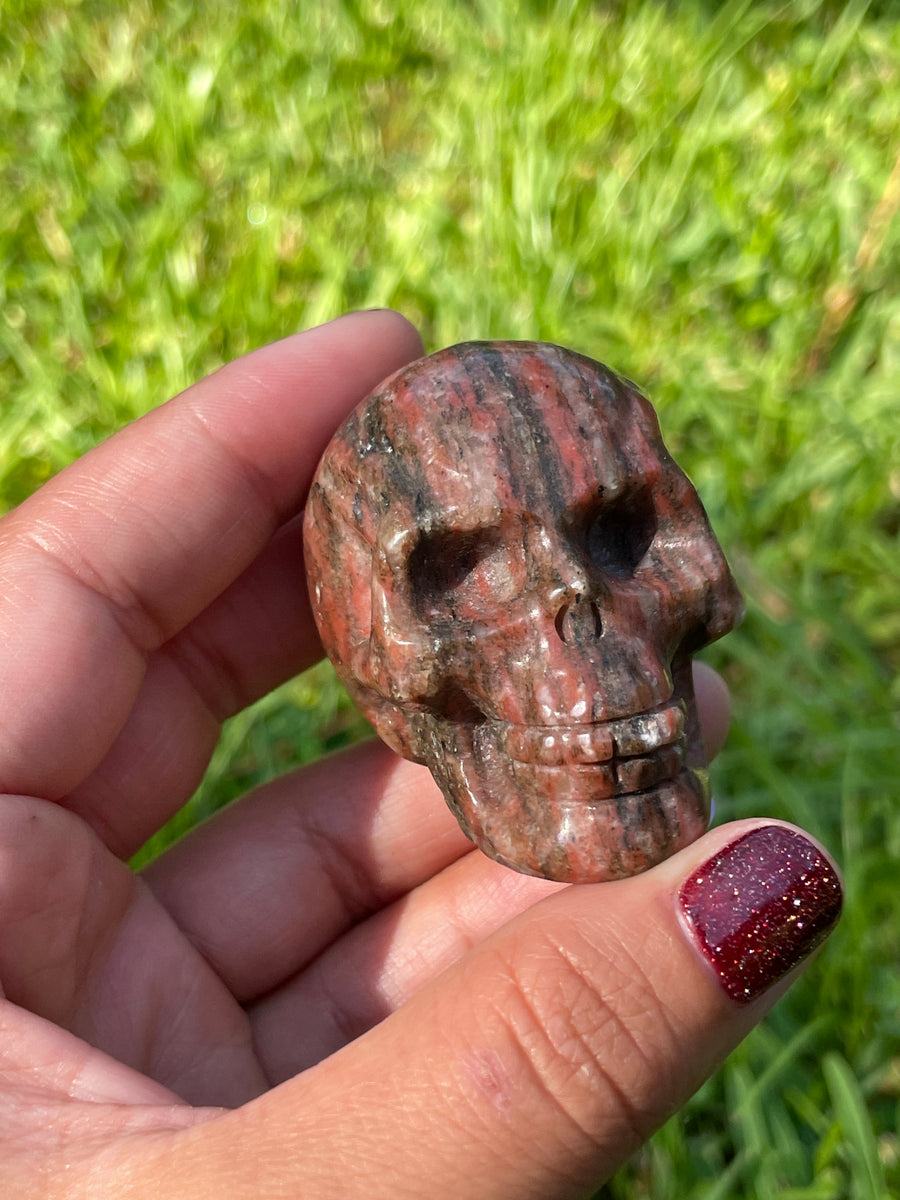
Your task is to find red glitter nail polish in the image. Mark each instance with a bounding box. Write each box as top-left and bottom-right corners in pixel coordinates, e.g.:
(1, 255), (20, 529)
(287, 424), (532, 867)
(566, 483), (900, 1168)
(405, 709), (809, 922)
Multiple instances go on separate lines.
(678, 825), (843, 1004)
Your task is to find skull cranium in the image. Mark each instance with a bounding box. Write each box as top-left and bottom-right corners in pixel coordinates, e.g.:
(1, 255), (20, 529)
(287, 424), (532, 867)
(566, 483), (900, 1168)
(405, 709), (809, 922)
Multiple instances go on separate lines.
(304, 342), (743, 882)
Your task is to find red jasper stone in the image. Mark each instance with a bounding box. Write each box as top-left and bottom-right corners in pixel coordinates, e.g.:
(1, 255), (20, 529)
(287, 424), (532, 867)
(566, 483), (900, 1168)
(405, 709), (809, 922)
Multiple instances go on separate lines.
(304, 342), (744, 883)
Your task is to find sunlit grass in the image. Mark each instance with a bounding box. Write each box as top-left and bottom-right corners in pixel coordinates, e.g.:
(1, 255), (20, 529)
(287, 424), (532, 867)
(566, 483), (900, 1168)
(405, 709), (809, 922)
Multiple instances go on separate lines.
(2, 1), (899, 1195)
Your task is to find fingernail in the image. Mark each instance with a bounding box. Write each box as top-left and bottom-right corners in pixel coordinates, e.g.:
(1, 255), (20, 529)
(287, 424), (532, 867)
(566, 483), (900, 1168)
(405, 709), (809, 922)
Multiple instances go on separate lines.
(678, 825), (843, 1004)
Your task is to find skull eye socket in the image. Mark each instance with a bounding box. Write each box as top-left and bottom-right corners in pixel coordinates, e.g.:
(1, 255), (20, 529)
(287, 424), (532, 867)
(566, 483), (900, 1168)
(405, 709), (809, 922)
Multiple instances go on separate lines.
(408, 523), (521, 615)
(584, 486), (658, 579)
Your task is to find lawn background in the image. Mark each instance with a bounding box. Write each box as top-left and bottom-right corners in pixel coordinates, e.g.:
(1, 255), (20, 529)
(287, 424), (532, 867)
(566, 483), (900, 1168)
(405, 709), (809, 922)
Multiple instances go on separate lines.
(2, 0), (899, 1195)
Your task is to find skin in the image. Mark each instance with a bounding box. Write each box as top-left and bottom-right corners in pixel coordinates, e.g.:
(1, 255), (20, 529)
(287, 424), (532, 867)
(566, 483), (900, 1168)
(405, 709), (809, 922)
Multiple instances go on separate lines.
(0, 310), (836, 1198)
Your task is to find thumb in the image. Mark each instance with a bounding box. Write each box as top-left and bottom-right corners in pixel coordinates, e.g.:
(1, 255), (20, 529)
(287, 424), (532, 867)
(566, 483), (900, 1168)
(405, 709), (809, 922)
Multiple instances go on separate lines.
(154, 820), (842, 1198)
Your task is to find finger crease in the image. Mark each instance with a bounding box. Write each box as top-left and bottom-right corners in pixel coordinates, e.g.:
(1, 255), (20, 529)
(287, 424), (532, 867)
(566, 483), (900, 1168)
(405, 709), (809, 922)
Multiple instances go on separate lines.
(14, 525), (169, 657)
(293, 816), (384, 934)
(163, 630), (247, 726)
(499, 949), (653, 1153)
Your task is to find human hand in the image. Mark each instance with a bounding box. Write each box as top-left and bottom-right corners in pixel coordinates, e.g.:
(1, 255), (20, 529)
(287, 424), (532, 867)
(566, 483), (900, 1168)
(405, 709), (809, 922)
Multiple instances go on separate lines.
(0, 311), (842, 1198)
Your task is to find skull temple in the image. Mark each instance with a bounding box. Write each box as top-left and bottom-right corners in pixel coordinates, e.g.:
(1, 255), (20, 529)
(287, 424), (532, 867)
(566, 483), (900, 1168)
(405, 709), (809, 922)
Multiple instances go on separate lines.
(304, 342), (743, 883)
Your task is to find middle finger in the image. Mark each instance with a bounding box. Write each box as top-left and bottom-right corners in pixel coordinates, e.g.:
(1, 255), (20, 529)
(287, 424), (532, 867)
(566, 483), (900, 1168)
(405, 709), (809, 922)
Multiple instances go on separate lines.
(142, 740), (474, 1001)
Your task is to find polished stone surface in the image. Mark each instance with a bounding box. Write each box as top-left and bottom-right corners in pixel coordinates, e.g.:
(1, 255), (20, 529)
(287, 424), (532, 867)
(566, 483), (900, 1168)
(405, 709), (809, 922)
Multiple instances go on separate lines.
(304, 342), (743, 883)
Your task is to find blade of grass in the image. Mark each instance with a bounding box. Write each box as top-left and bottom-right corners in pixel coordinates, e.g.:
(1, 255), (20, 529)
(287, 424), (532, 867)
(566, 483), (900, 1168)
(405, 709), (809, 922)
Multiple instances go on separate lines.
(823, 1052), (890, 1200)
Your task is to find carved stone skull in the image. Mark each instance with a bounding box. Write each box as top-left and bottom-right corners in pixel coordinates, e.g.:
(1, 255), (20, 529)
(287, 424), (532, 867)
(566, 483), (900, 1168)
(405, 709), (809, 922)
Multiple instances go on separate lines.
(304, 342), (743, 883)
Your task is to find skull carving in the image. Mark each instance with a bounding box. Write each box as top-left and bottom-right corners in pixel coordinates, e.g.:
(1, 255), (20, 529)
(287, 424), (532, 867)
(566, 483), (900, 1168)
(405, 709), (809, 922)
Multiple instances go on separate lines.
(304, 342), (743, 883)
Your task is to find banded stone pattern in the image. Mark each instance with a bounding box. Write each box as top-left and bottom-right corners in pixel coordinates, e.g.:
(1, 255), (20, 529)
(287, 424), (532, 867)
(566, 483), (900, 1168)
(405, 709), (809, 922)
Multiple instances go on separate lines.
(304, 342), (743, 882)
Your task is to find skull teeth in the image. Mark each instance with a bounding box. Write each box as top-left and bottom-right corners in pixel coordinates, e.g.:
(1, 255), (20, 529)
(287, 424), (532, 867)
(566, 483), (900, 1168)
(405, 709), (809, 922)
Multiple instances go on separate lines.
(498, 703), (686, 766)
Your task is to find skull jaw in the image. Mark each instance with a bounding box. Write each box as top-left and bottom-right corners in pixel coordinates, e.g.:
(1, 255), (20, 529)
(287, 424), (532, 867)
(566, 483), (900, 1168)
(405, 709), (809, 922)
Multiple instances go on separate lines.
(465, 768), (710, 883)
(413, 714), (711, 883)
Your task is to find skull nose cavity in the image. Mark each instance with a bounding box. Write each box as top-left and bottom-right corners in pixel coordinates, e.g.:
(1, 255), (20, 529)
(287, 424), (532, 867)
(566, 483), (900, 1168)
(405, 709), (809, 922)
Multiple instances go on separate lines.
(554, 596), (604, 643)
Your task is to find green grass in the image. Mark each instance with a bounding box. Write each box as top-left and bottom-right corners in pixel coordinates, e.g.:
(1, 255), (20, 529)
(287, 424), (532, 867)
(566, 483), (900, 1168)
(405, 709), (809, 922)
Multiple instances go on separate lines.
(2, 0), (899, 1195)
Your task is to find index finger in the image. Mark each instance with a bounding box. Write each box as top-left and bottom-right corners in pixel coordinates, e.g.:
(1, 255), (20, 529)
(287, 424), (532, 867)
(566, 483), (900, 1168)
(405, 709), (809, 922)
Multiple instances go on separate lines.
(0, 311), (423, 803)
